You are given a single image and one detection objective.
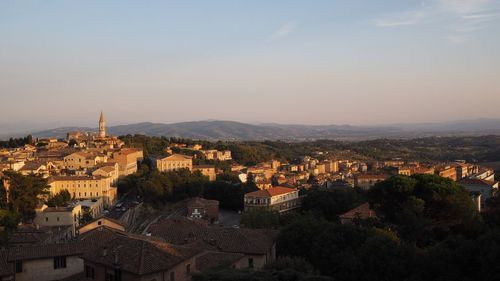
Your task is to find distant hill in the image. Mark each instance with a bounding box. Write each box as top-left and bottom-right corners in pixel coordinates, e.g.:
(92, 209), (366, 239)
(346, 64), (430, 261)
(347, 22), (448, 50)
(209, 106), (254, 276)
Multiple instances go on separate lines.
(18, 118), (500, 141)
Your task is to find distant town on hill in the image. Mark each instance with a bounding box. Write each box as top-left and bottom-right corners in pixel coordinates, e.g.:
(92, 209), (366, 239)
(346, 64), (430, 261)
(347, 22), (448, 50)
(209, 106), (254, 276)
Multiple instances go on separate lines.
(1, 118), (500, 141)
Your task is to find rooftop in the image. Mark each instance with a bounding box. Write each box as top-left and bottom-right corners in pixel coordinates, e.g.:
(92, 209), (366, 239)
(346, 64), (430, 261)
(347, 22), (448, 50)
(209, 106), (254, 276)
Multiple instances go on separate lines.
(244, 186), (297, 198)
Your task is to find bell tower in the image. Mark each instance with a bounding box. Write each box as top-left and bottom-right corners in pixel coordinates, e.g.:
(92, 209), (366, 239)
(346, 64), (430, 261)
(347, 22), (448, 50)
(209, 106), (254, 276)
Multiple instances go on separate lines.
(99, 111), (106, 138)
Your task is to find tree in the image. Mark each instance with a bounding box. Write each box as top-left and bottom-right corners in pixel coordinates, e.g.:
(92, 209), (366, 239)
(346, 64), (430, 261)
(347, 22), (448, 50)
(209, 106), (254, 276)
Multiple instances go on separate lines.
(241, 208), (280, 229)
(368, 174), (481, 246)
(46, 190), (71, 207)
(4, 171), (49, 222)
(301, 187), (365, 222)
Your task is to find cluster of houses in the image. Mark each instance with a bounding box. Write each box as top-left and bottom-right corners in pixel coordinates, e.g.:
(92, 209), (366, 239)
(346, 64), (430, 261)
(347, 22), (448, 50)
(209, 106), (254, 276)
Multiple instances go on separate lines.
(1, 115), (498, 281)
(0, 211), (278, 281)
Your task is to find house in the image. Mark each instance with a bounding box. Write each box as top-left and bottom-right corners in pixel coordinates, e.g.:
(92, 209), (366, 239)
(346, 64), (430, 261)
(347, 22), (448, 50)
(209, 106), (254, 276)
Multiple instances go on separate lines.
(255, 179), (273, 190)
(48, 175), (117, 207)
(112, 148), (143, 176)
(354, 174), (388, 190)
(80, 231), (203, 281)
(244, 186), (301, 214)
(78, 217), (126, 235)
(34, 204), (82, 238)
(7, 225), (74, 246)
(193, 165), (216, 181)
(339, 203), (377, 224)
(63, 152), (107, 171)
(186, 197), (219, 224)
(436, 165), (457, 181)
(7, 242), (84, 281)
(156, 154), (193, 172)
(92, 163), (119, 185)
(148, 217), (278, 270)
(18, 161), (51, 177)
(458, 178), (499, 208)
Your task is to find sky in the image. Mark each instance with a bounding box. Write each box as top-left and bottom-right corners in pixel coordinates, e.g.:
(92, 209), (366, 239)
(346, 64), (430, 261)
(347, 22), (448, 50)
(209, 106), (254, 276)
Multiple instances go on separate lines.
(1, 0), (500, 131)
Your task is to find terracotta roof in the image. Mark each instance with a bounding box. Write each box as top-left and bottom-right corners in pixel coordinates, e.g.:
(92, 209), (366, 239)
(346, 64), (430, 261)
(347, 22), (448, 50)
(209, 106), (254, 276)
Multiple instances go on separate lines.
(339, 203), (376, 220)
(355, 174), (388, 180)
(115, 148), (142, 155)
(7, 225), (70, 246)
(195, 251), (244, 272)
(18, 161), (45, 171)
(458, 178), (498, 187)
(49, 175), (107, 182)
(83, 234), (202, 275)
(159, 154), (192, 161)
(244, 186), (297, 198)
(8, 242), (83, 261)
(149, 217), (278, 255)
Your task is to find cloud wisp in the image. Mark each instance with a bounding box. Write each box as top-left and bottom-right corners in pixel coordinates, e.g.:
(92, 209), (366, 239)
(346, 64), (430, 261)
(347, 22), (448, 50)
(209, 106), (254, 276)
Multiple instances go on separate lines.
(373, 0), (500, 44)
(270, 22), (297, 40)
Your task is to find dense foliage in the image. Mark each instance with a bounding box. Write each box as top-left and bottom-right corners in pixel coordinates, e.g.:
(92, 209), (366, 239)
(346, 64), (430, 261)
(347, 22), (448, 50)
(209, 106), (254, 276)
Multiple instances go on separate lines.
(0, 135), (33, 148)
(2, 171), (49, 222)
(301, 187), (366, 222)
(46, 190), (71, 207)
(268, 174), (500, 281)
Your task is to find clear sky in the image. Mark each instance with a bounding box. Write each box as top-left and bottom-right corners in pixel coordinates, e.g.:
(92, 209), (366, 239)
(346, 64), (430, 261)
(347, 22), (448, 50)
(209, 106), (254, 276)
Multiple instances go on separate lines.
(1, 0), (499, 130)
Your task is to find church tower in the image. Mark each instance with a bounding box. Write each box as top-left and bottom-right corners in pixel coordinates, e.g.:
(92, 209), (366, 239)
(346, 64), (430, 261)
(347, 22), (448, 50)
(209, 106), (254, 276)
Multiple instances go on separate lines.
(99, 111), (106, 138)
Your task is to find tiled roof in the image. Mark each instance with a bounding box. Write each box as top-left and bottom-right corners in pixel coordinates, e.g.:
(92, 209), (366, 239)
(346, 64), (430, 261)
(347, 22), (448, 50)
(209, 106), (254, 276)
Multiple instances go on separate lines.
(195, 251), (244, 272)
(83, 233), (202, 275)
(8, 242), (83, 261)
(49, 175), (106, 182)
(458, 178), (497, 187)
(339, 203), (376, 220)
(7, 225), (69, 246)
(244, 186), (297, 198)
(18, 161), (45, 171)
(159, 154), (192, 161)
(355, 174), (388, 180)
(149, 217), (279, 255)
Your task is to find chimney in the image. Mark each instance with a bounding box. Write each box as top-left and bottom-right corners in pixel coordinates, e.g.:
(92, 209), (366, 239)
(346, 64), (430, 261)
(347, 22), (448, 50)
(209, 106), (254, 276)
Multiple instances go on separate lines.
(102, 247), (107, 257)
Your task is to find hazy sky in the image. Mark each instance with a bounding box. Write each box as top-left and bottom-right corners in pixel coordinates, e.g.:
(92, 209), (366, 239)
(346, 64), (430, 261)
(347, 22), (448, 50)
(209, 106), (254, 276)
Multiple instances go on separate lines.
(1, 0), (500, 130)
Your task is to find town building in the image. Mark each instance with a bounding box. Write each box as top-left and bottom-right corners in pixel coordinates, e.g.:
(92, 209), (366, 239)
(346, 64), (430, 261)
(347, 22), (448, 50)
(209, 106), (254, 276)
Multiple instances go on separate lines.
(244, 186), (301, 214)
(193, 165), (216, 181)
(458, 178), (499, 208)
(34, 205), (82, 238)
(354, 174), (388, 190)
(186, 197), (219, 224)
(48, 175), (117, 206)
(111, 148), (143, 176)
(339, 203), (377, 224)
(148, 217), (278, 270)
(156, 154), (193, 172)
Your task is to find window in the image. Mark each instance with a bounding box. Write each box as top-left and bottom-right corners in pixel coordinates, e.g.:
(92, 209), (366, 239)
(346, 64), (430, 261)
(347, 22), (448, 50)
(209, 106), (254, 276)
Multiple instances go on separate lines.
(248, 258), (254, 268)
(15, 261), (22, 273)
(53, 256), (67, 269)
(85, 265), (95, 279)
(170, 271), (175, 281)
(186, 264), (191, 274)
(45, 217), (48, 222)
(57, 217), (60, 222)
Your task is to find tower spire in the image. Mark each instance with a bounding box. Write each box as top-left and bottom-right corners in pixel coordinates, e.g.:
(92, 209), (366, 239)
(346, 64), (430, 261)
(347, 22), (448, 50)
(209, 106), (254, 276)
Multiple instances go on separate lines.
(98, 111), (106, 138)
